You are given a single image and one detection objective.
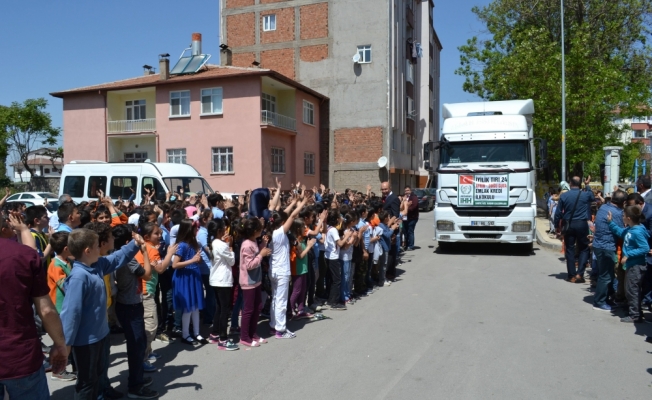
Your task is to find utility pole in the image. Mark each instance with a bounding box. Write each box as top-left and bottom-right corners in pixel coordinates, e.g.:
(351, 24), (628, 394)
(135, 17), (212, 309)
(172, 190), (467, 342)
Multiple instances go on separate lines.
(561, 0), (566, 181)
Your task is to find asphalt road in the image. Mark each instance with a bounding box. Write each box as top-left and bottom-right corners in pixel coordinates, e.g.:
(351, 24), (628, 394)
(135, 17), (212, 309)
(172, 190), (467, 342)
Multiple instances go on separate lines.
(49, 212), (652, 399)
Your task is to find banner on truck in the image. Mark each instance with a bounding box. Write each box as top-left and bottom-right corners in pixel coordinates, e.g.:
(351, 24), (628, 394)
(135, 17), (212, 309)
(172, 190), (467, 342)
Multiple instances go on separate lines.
(458, 174), (509, 206)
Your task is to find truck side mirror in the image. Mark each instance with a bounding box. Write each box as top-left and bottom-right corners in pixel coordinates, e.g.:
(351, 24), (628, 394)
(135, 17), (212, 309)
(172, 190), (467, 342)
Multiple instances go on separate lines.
(423, 142), (431, 160)
(424, 161), (431, 171)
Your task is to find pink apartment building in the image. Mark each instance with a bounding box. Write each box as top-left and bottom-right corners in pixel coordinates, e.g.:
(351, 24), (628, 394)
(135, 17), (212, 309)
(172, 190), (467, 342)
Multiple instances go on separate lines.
(50, 57), (326, 193)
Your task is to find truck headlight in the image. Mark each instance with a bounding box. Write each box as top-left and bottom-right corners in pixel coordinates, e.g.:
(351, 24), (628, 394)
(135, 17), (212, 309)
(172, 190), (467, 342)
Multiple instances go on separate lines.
(437, 220), (455, 231)
(512, 221), (532, 232)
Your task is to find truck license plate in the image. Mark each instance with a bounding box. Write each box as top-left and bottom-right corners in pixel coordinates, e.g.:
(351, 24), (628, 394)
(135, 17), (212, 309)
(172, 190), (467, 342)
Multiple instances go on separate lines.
(471, 221), (494, 226)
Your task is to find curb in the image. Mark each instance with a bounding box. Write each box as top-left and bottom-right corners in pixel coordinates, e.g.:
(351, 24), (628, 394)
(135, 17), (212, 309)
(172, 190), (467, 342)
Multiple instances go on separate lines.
(536, 229), (562, 253)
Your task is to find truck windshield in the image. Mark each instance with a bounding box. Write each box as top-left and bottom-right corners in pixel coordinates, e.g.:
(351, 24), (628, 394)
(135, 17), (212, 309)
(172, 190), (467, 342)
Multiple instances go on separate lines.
(441, 140), (529, 164)
(163, 177), (214, 195)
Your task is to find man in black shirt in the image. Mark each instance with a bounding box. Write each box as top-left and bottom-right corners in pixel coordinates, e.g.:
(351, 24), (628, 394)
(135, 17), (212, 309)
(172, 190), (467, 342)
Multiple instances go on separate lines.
(554, 176), (595, 283)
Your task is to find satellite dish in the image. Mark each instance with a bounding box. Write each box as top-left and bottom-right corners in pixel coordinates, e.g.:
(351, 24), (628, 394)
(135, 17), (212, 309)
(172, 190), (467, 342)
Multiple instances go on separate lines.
(377, 156), (388, 168)
(352, 53), (361, 63)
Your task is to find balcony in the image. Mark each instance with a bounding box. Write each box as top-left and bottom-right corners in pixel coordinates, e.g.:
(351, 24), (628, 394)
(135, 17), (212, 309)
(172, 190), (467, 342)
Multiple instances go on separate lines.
(107, 119), (156, 134)
(261, 110), (296, 132)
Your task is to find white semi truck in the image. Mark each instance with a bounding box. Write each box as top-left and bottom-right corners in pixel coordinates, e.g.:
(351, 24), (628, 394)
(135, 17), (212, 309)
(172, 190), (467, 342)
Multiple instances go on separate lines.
(423, 99), (547, 253)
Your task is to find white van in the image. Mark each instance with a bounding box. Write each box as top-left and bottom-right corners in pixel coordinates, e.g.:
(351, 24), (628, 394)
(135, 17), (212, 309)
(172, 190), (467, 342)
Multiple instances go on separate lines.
(59, 161), (214, 203)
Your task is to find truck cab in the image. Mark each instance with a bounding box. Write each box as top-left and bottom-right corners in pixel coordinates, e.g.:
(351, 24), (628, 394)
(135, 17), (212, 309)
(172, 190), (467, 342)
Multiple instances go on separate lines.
(425, 99), (545, 252)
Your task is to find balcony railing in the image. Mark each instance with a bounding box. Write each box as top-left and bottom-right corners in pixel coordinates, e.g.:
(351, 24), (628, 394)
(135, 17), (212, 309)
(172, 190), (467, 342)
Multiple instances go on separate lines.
(261, 110), (296, 132)
(107, 119), (156, 133)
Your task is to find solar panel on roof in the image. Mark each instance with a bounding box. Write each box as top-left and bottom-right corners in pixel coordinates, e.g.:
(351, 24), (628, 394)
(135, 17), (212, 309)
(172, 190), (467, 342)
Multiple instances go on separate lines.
(170, 55), (210, 75)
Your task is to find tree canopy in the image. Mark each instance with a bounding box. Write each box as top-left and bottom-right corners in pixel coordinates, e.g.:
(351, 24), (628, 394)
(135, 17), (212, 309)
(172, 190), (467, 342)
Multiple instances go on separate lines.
(456, 0), (652, 180)
(0, 98), (61, 179)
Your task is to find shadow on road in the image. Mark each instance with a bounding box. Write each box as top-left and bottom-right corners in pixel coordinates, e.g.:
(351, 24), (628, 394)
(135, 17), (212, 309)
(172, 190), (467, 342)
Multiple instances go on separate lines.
(434, 242), (538, 257)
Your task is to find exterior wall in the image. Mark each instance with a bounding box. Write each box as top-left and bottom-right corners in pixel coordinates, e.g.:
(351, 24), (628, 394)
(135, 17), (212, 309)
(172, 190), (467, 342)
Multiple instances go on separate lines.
(294, 90), (321, 188)
(62, 93), (107, 162)
(261, 48), (295, 79)
(300, 45), (328, 62)
(155, 76), (263, 193)
(227, 13), (256, 47)
(299, 3), (328, 40)
(260, 8), (295, 44)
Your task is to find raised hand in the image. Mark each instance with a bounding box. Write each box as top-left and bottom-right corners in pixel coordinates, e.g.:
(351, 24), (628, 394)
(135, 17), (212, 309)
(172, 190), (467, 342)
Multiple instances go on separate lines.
(132, 232), (146, 246)
(308, 238), (317, 246)
(260, 247), (272, 257)
(276, 176), (282, 188)
(8, 213), (28, 231)
(191, 252), (202, 263)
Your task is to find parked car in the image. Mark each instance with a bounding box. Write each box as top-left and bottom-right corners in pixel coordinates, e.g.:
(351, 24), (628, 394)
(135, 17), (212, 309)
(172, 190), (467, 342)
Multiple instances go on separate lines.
(4, 192), (60, 213)
(414, 189), (434, 211)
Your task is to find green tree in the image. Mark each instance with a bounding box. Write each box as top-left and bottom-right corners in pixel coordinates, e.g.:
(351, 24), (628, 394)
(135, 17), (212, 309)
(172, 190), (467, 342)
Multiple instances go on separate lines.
(0, 98), (61, 179)
(456, 0), (652, 181)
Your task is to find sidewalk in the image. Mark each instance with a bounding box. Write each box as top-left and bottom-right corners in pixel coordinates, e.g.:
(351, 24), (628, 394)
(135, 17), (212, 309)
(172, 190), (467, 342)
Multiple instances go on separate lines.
(535, 217), (562, 252)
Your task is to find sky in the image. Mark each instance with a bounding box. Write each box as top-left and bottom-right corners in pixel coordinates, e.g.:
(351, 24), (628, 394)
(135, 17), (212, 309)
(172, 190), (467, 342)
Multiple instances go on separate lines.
(0, 0), (492, 164)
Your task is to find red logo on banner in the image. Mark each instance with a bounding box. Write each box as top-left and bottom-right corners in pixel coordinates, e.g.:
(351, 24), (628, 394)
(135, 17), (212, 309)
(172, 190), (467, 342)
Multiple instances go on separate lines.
(459, 175), (474, 185)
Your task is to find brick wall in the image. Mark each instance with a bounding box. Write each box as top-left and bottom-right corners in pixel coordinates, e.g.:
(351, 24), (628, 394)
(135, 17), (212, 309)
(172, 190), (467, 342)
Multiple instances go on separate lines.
(260, 0), (286, 4)
(300, 45), (328, 62)
(334, 127), (383, 163)
(232, 52), (256, 67)
(225, 0), (254, 8)
(334, 169), (382, 193)
(261, 8), (295, 44)
(227, 13), (255, 47)
(300, 3), (329, 40)
(261, 48), (295, 79)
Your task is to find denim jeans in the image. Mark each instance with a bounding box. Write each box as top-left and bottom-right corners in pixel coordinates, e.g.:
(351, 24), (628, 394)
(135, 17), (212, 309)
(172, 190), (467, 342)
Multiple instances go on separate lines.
(593, 248), (616, 307)
(201, 274), (216, 325)
(0, 365), (49, 400)
(340, 259), (352, 302)
(115, 302), (146, 389)
(405, 219), (418, 249)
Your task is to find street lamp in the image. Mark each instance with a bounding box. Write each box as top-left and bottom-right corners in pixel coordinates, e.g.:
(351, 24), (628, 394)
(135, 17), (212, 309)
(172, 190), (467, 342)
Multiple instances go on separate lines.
(561, 0), (566, 181)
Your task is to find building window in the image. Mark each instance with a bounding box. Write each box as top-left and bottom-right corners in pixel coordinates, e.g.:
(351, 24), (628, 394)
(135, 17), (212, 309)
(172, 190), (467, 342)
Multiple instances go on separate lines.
(212, 147), (234, 173)
(44, 168), (51, 174)
(167, 149), (187, 164)
(170, 90), (190, 117)
(634, 130), (646, 138)
(303, 100), (314, 125)
(406, 60), (414, 83)
(262, 93), (276, 112)
(201, 88), (223, 115)
(126, 100), (146, 120)
(357, 45), (372, 63)
(124, 152), (148, 163)
(304, 152), (315, 175)
(271, 147), (285, 173)
(407, 97), (415, 120)
(263, 14), (276, 31)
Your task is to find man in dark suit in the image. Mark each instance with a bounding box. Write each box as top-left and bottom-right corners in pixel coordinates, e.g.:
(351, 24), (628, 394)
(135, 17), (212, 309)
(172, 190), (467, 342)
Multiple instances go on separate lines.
(381, 181), (401, 281)
(381, 182), (400, 217)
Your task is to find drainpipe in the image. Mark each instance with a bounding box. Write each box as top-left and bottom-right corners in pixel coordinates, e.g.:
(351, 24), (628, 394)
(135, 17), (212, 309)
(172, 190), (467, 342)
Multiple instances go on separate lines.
(102, 90), (108, 162)
(387, 0), (393, 183)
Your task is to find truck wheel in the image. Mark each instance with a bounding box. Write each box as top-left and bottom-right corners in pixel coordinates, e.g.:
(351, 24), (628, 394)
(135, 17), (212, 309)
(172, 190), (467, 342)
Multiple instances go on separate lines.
(520, 243), (534, 254)
(438, 242), (453, 253)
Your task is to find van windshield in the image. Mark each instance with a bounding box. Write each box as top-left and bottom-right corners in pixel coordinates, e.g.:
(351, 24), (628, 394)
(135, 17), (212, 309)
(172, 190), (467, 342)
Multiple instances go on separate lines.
(163, 177), (214, 195)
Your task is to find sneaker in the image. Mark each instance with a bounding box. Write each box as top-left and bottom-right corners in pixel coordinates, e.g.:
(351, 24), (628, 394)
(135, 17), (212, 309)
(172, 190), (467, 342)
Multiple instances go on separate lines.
(104, 387), (124, 400)
(182, 336), (198, 346)
(217, 339), (239, 351)
(269, 328), (277, 336)
(275, 330), (297, 339)
(345, 299), (355, 305)
(310, 303), (323, 312)
(593, 304), (612, 312)
(253, 336), (268, 344)
(143, 361), (157, 373)
(155, 333), (172, 343)
(366, 288), (374, 295)
(127, 385), (159, 399)
(620, 316), (637, 323)
(208, 334), (220, 344)
(239, 339), (260, 347)
(195, 335), (209, 345)
(147, 353), (160, 362)
(384, 281), (392, 287)
(330, 303), (347, 311)
(51, 370), (77, 381)
(293, 311), (314, 320)
(142, 377), (153, 387)
(171, 328), (183, 338)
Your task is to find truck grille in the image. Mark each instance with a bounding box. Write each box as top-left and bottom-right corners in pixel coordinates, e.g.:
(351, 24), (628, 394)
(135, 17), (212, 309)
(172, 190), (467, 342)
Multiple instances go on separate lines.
(460, 226), (506, 232)
(452, 206), (513, 218)
(463, 234), (502, 239)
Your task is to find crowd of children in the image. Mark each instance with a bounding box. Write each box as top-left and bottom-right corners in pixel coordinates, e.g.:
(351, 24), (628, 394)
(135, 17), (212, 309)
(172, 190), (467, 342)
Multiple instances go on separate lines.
(0, 179), (411, 399)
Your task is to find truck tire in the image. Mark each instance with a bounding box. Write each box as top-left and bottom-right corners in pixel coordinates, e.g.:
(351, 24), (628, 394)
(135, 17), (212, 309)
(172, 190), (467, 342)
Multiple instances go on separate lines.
(520, 242), (534, 254)
(438, 242), (453, 253)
